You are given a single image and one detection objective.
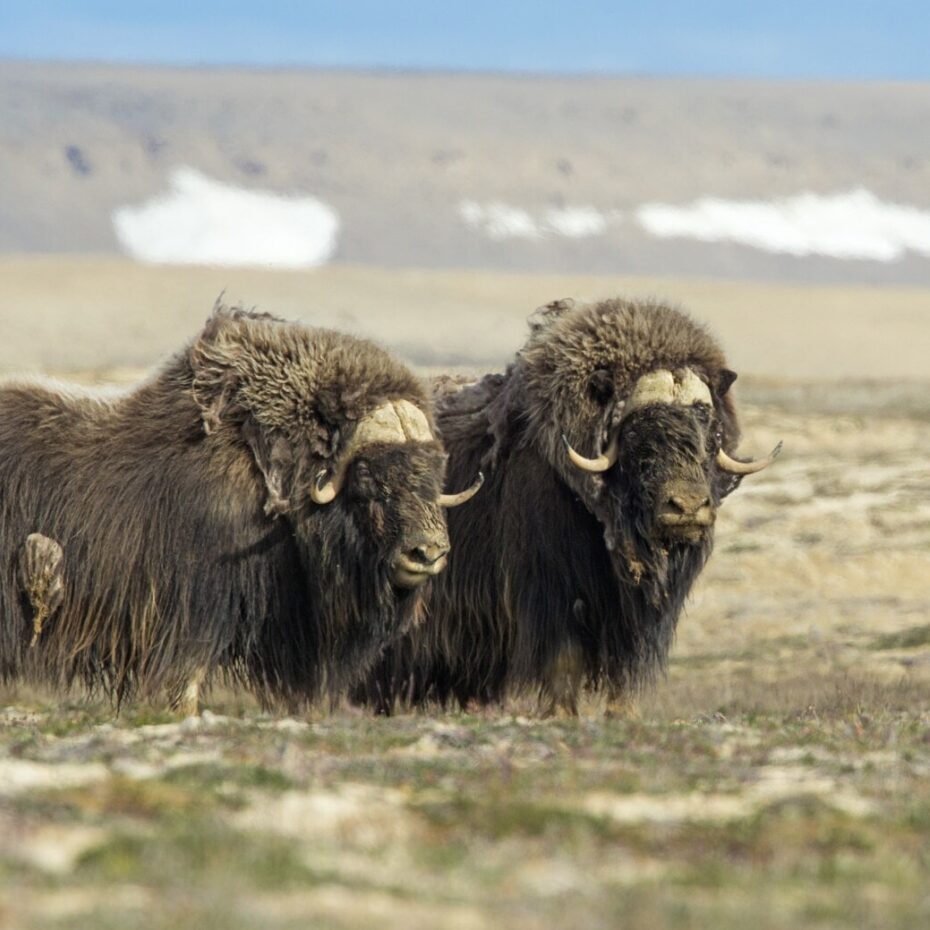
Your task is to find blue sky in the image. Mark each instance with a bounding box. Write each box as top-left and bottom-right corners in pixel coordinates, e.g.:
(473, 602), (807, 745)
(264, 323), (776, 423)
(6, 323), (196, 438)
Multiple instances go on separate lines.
(0, 0), (927, 80)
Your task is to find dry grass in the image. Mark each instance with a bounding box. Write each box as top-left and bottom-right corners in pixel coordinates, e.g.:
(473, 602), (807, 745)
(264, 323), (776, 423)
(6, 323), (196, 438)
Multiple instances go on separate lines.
(3, 256), (930, 382)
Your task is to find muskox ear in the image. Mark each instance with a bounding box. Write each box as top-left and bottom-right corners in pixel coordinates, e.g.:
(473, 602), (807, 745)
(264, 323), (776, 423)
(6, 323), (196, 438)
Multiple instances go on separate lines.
(189, 304), (245, 433)
(716, 368), (738, 397)
(586, 368), (615, 406)
(528, 298), (575, 335)
(241, 417), (294, 517)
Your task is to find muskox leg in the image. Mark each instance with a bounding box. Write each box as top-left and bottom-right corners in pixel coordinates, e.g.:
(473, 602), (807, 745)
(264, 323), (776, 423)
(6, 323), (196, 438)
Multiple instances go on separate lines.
(18, 534), (65, 647)
(604, 683), (640, 719)
(170, 666), (207, 717)
(539, 639), (584, 718)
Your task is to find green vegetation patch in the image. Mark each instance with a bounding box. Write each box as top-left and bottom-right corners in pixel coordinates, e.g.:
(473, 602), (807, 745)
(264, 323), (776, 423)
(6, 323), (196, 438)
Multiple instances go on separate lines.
(22, 775), (216, 824)
(871, 623), (930, 651)
(163, 761), (293, 796)
(415, 791), (621, 844)
(75, 821), (315, 891)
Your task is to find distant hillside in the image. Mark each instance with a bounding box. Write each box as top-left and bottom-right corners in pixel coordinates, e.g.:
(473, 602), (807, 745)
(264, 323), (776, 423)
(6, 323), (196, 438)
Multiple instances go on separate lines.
(3, 60), (930, 283)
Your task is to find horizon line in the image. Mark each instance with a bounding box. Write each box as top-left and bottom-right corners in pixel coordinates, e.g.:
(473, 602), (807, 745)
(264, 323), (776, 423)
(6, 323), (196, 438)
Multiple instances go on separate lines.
(2, 54), (929, 86)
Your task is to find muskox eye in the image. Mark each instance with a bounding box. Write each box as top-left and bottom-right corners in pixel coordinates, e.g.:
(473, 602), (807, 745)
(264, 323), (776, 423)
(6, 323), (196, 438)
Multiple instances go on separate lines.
(349, 461), (379, 499)
(586, 369), (614, 405)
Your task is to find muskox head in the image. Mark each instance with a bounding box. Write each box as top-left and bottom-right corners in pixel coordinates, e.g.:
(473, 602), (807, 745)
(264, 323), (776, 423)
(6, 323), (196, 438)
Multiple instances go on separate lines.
(306, 399), (481, 589)
(512, 299), (779, 588)
(188, 305), (480, 594)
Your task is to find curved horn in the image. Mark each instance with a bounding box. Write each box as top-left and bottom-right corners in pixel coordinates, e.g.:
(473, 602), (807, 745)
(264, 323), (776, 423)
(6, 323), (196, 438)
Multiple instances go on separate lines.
(561, 433), (619, 474)
(309, 400), (429, 506)
(439, 472), (484, 508)
(716, 441), (783, 476)
(310, 464), (348, 505)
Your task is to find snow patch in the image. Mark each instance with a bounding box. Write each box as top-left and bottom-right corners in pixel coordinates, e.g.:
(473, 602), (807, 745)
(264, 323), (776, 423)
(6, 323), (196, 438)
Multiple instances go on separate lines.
(636, 189), (930, 262)
(546, 206), (610, 238)
(113, 167), (339, 268)
(459, 200), (614, 240)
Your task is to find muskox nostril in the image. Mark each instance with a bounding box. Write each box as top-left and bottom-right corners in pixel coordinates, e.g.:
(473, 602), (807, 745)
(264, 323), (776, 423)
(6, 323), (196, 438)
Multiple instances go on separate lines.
(658, 489), (714, 525)
(665, 493), (711, 517)
(665, 494), (710, 516)
(666, 496), (687, 515)
(409, 544), (450, 566)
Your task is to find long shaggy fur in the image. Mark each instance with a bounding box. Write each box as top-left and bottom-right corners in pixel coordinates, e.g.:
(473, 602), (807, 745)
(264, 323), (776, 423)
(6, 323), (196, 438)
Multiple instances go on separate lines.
(358, 298), (748, 713)
(0, 304), (447, 706)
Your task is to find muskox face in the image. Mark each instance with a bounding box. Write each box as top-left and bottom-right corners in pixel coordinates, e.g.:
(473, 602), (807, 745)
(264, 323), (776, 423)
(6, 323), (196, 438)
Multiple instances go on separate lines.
(610, 396), (721, 547)
(345, 444), (451, 589)
(559, 364), (779, 577)
(300, 400), (481, 591)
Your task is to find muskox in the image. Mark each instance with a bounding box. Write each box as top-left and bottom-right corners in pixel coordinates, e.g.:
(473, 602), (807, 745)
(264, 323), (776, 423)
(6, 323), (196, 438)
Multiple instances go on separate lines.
(358, 298), (780, 714)
(0, 304), (480, 710)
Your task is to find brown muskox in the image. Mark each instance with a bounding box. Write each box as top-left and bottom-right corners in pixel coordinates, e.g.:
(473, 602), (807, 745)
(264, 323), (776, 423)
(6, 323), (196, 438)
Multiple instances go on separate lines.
(0, 304), (480, 710)
(357, 298), (780, 714)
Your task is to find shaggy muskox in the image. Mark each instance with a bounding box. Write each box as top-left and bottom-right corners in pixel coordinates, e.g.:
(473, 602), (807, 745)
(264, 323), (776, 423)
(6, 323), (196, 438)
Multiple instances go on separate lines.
(0, 304), (480, 710)
(357, 298), (780, 714)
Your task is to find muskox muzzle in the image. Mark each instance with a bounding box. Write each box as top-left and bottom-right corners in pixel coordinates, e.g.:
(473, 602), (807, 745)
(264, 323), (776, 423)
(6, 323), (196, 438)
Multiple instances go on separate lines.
(655, 479), (715, 543)
(391, 529), (451, 589)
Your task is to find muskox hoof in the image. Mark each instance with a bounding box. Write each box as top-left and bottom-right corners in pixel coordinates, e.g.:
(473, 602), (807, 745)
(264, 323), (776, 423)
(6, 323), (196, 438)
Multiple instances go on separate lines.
(169, 666), (207, 717)
(540, 641), (584, 718)
(19, 533), (65, 646)
(604, 688), (641, 720)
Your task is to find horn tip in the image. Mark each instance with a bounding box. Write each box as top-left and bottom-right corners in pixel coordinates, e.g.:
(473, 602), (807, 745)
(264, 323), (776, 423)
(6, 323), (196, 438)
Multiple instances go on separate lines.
(310, 467), (338, 505)
(772, 440), (784, 458)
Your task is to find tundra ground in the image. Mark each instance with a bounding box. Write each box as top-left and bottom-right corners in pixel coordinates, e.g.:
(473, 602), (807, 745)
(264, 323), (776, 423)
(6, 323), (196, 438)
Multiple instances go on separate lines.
(1, 381), (928, 930)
